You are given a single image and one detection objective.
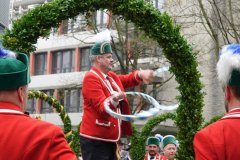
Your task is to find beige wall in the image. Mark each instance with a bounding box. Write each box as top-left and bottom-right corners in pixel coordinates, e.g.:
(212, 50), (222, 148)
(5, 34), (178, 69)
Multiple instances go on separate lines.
(0, 0), (10, 27)
(162, 0), (225, 120)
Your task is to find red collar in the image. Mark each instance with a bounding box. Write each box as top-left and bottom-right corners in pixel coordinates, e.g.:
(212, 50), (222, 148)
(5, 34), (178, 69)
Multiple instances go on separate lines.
(91, 67), (105, 79)
(0, 102), (23, 113)
(228, 108), (240, 113)
(222, 108), (240, 120)
(144, 153), (165, 160)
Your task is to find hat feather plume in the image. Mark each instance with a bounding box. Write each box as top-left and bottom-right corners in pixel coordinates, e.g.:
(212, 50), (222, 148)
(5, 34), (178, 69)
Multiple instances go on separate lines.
(94, 29), (111, 43)
(0, 49), (16, 58)
(217, 44), (240, 86)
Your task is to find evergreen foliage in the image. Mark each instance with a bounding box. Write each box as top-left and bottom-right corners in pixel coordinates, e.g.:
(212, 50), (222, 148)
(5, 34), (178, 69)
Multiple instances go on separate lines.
(3, 0), (205, 159)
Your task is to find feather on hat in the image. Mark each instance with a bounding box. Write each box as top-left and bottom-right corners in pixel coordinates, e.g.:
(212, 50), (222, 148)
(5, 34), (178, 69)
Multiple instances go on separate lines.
(91, 29), (113, 55)
(217, 44), (240, 86)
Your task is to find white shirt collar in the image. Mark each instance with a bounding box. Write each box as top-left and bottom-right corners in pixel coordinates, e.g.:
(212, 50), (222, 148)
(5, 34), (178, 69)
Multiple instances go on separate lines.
(101, 72), (108, 79)
(148, 154), (156, 160)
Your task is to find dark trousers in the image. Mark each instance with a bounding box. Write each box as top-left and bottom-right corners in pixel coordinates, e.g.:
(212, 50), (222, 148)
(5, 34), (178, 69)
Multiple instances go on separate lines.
(80, 135), (117, 160)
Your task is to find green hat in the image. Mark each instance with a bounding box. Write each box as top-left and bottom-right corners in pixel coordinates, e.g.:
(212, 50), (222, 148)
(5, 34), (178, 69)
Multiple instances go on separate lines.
(0, 49), (30, 90)
(147, 137), (160, 146)
(90, 42), (112, 55)
(229, 69), (240, 86)
(162, 135), (177, 148)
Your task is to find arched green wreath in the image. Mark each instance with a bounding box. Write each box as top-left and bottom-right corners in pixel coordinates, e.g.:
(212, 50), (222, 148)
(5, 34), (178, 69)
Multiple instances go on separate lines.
(28, 90), (80, 157)
(2, 0), (204, 159)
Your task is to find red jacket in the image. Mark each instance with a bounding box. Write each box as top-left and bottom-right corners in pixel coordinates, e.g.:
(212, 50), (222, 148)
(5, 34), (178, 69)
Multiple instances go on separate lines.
(0, 102), (77, 160)
(194, 108), (240, 160)
(80, 67), (142, 142)
(144, 153), (167, 160)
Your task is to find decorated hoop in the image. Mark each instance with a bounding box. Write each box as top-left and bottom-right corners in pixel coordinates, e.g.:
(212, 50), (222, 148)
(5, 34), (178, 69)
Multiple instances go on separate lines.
(104, 91), (178, 122)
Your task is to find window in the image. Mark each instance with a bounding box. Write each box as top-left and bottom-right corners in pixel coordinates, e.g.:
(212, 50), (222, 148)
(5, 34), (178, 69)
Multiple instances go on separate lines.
(154, 47), (163, 57)
(150, 0), (164, 11)
(61, 19), (69, 34)
(95, 10), (108, 28)
(52, 49), (75, 73)
(68, 15), (87, 33)
(61, 89), (83, 113)
(40, 90), (54, 113)
(0, 24), (5, 35)
(34, 52), (47, 75)
(27, 98), (36, 114)
(141, 47), (163, 58)
(60, 15), (87, 34)
(142, 48), (153, 57)
(80, 47), (91, 71)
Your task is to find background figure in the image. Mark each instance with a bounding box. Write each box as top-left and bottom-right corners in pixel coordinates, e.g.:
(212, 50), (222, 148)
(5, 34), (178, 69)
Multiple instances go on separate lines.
(155, 133), (164, 155)
(155, 134), (163, 142)
(116, 140), (131, 160)
(79, 30), (155, 160)
(0, 49), (77, 160)
(194, 44), (240, 159)
(161, 135), (177, 160)
(144, 136), (167, 160)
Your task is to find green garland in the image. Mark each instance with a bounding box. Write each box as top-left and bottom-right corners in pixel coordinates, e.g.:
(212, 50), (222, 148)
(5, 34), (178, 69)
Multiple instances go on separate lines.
(3, 0), (204, 159)
(28, 90), (80, 157)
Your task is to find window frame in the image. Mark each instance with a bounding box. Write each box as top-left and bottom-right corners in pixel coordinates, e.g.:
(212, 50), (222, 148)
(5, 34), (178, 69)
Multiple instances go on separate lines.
(80, 47), (91, 71)
(34, 52), (47, 75)
(52, 49), (75, 74)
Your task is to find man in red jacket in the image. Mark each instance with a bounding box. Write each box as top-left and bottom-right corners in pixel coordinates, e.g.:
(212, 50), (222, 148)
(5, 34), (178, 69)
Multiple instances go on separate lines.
(0, 49), (77, 160)
(144, 137), (167, 160)
(194, 44), (240, 160)
(79, 38), (155, 159)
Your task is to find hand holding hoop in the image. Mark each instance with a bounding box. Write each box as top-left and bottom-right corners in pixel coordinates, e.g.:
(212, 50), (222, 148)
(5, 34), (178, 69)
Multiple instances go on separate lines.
(104, 91), (178, 122)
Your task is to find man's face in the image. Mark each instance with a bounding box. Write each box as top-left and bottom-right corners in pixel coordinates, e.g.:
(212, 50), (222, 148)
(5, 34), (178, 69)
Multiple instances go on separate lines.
(147, 144), (159, 156)
(98, 53), (114, 73)
(163, 144), (177, 160)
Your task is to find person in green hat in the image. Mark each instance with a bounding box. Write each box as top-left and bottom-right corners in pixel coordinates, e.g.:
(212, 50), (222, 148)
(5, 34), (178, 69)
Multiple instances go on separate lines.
(0, 48), (77, 160)
(161, 135), (177, 160)
(79, 30), (156, 160)
(144, 137), (167, 160)
(194, 44), (240, 159)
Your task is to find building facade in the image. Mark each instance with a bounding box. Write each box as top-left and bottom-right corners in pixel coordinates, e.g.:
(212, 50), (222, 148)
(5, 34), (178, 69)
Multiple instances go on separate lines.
(10, 0), (178, 135)
(0, 0), (11, 34)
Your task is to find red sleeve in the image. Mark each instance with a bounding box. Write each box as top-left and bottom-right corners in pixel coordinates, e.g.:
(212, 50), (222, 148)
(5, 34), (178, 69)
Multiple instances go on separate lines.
(110, 70), (142, 89)
(134, 70), (143, 82)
